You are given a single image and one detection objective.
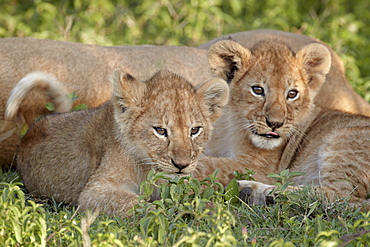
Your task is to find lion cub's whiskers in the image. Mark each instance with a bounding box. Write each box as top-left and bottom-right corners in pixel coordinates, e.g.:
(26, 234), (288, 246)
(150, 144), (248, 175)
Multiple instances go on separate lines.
(14, 69), (230, 217)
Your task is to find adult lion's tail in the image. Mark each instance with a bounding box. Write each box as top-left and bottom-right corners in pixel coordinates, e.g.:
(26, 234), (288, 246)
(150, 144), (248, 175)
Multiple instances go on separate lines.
(5, 72), (72, 126)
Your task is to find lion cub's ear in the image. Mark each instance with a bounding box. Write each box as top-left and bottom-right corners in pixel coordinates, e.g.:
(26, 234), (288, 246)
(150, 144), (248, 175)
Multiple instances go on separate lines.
(196, 78), (229, 122)
(208, 40), (251, 84)
(296, 43), (331, 91)
(110, 68), (147, 111)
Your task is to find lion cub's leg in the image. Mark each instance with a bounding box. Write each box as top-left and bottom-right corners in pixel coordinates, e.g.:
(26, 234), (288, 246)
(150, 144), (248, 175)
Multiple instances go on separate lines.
(237, 181), (306, 205)
(237, 181), (276, 205)
(78, 154), (143, 218)
(78, 177), (139, 218)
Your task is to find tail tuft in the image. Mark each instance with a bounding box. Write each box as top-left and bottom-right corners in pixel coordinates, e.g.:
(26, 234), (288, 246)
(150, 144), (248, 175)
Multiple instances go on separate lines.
(5, 72), (73, 126)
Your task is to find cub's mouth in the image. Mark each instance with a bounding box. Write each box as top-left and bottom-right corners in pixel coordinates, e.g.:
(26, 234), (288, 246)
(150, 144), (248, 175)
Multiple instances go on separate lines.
(258, 132), (280, 139)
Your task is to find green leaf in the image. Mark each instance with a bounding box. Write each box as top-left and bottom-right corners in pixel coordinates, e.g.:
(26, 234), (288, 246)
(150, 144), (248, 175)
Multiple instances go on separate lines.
(19, 124), (29, 137)
(152, 200), (164, 209)
(160, 185), (170, 199)
(170, 184), (179, 201)
(267, 173), (282, 181)
(45, 102), (55, 111)
(67, 91), (79, 102)
(72, 104), (88, 111)
(225, 178), (239, 204)
(202, 187), (215, 199)
(155, 214), (169, 243)
(288, 171), (306, 179)
(280, 169), (290, 178)
(233, 169), (256, 181)
(11, 219), (22, 243)
(139, 217), (152, 235)
(139, 180), (154, 201)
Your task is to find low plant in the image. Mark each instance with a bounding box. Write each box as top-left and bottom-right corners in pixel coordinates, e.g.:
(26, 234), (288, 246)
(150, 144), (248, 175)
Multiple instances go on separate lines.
(0, 182), (47, 246)
(1, 168), (369, 246)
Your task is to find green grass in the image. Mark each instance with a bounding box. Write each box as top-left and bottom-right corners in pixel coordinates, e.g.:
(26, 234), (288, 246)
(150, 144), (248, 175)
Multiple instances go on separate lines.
(1, 0), (370, 246)
(1, 169), (369, 246)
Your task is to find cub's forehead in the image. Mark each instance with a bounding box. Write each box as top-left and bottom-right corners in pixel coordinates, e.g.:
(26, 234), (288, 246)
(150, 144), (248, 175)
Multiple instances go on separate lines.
(141, 74), (206, 123)
(251, 43), (295, 67)
(245, 41), (304, 86)
(144, 74), (198, 103)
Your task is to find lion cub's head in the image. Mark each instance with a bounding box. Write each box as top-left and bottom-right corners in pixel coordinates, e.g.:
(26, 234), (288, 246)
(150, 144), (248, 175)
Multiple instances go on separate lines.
(111, 69), (229, 175)
(208, 40), (331, 149)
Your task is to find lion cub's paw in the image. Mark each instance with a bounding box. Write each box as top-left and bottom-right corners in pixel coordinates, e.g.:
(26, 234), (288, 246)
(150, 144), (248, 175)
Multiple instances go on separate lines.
(237, 180), (276, 205)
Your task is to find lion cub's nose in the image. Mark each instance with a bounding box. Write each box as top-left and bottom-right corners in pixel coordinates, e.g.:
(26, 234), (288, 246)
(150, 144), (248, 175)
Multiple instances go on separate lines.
(171, 159), (190, 170)
(266, 118), (284, 129)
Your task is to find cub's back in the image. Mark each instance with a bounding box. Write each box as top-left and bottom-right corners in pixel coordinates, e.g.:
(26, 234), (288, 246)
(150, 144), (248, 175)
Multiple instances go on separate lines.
(17, 102), (114, 204)
(290, 109), (370, 199)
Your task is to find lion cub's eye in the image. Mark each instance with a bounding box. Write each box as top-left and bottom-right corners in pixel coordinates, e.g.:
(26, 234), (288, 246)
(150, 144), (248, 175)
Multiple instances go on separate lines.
(251, 86), (265, 96)
(190, 127), (201, 137)
(287, 90), (299, 100)
(153, 127), (168, 137)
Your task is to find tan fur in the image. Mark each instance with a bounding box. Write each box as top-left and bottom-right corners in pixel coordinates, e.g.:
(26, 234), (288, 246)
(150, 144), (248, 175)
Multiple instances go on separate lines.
(0, 37), (212, 167)
(196, 39), (370, 209)
(5, 72), (73, 127)
(199, 29), (370, 116)
(2, 30), (369, 167)
(15, 69), (229, 217)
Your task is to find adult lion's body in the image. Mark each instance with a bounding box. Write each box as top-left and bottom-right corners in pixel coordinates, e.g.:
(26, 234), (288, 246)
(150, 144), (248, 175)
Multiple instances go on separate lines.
(15, 69), (230, 217)
(0, 37), (212, 167)
(198, 39), (370, 208)
(199, 29), (370, 116)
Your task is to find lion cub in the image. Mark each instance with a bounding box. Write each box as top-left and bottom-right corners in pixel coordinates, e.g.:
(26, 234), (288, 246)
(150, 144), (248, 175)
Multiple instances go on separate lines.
(200, 40), (370, 208)
(15, 69), (229, 217)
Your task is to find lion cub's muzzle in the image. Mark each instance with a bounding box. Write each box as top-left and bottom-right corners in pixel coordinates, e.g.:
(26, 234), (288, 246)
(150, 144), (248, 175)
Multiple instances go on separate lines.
(249, 116), (286, 149)
(171, 159), (190, 174)
(258, 117), (284, 139)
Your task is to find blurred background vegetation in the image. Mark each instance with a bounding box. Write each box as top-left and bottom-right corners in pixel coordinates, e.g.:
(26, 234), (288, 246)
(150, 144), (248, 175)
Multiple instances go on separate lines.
(1, 0), (369, 101)
(1, 1), (370, 245)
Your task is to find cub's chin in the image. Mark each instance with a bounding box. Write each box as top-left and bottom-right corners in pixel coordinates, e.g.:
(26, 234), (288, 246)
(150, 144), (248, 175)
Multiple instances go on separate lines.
(249, 133), (283, 150)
